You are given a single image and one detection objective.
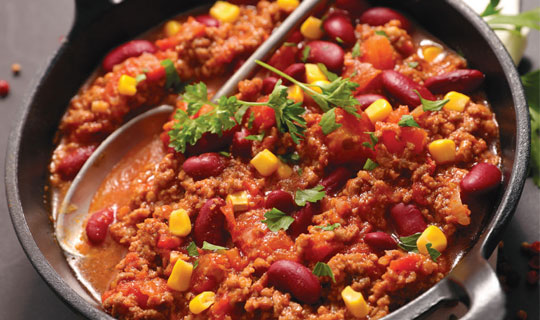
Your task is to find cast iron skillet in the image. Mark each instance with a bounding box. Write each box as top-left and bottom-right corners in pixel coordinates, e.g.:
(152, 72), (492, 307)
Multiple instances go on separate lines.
(4, 0), (530, 319)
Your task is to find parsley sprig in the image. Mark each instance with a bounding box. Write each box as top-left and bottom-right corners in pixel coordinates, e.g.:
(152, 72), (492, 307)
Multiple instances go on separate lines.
(261, 208), (294, 232)
(295, 185), (326, 206)
(414, 90), (449, 112)
(313, 262), (336, 283)
(397, 233), (441, 262)
(314, 223), (341, 231)
(481, 0), (539, 32)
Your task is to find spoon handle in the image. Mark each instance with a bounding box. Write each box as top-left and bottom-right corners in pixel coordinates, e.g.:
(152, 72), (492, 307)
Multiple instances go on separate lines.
(212, 0), (327, 101)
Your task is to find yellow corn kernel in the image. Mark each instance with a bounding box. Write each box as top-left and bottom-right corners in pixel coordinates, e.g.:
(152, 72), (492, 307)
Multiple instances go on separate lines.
(189, 291), (216, 314)
(250, 149), (280, 176)
(416, 225), (447, 255)
(167, 259), (193, 291)
(210, 1), (240, 23)
(305, 63), (328, 84)
(164, 20), (182, 37)
(287, 85), (304, 103)
(300, 16), (323, 40)
(310, 80), (330, 94)
(226, 191), (249, 212)
(341, 286), (369, 318)
(443, 91), (470, 112)
(365, 99), (392, 124)
(277, 0), (299, 12)
(428, 139), (456, 164)
(277, 161), (293, 179)
(118, 75), (137, 96)
(91, 100), (109, 113)
(169, 209), (191, 237)
(422, 46), (443, 62)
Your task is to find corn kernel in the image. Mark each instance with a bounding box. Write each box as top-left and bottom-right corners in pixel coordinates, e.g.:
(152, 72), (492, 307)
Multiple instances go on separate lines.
(164, 20), (181, 37)
(277, 161), (293, 179)
(226, 191), (249, 212)
(305, 63), (328, 84)
(250, 149), (279, 176)
(428, 139), (456, 164)
(422, 46), (443, 62)
(167, 259), (193, 291)
(300, 16), (323, 40)
(91, 100), (110, 113)
(417, 225), (447, 255)
(341, 286), (369, 318)
(277, 0), (299, 12)
(169, 209), (191, 237)
(210, 1), (240, 23)
(443, 91), (470, 112)
(365, 99), (392, 123)
(287, 85), (304, 103)
(310, 80), (330, 94)
(189, 291), (216, 314)
(118, 75), (137, 96)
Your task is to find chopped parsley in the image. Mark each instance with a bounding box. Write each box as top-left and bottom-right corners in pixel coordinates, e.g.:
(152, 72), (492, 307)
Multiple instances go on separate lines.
(398, 115), (420, 128)
(397, 233), (441, 262)
(261, 208), (294, 232)
(312, 262), (336, 283)
(295, 185), (325, 206)
(278, 152), (301, 165)
(135, 73), (146, 84)
(219, 151), (231, 157)
(314, 223), (341, 231)
(317, 63), (338, 81)
(351, 42), (362, 58)
(320, 109), (342, 134)
(244, 133), (265, 141)
(301, 45), (311, 62)
(187, 241), (199, 257)
(362, 132), (378, 150)
(201, 241), (227, 251)
(415, 90), (449, 112)
(375, 30), (389, 38)
(335, 37), (344, 44)
(160, 59), (182, 92)
(408, 61), (419, 69)
(426, 243), (441, 262)
(283, 42), (297, 47)
(363, 159), (378, 171)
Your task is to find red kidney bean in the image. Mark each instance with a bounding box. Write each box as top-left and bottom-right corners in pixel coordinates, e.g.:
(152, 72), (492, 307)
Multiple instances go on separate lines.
(185, 128), (237, 156)
(0, 79), (9, 97)
(460, 163), (502, 194)
(267, 260), (322, 304)
(269, 46), (297, 72)
(364, 232), (397, 250)
(321, 167), (354, 194)
(262, 76), (279, 95)
(194, 198), (228, 247)
(266, 190), (296, 213)
(287, 30), (303, 44)
(323, 14), (356, 46)
(288, 203), (319, 238)
(355, 93), (387, 110)
(381, 70), (435, 107)
(334, 0), (369, 18)
(56, 145), (96, 180)
(424, 69), (485, 94)
(102, 40), (157, 72)
(86, 207), (115, 245)
(390, 203), (427, 237)
(195, 14), (220, 28)
(360, 7), (412, 32)
(183, 153), (227, 180)
(231, 128), (253, 158)
(305, 40), (345, 72)
(283, 63), (306, 85)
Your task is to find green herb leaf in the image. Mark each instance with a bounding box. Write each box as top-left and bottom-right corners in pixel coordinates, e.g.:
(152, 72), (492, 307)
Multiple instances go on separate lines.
(351, 42), (362, 58)
(426, 243), (441, 262)
(247, 112), (255, 129)
(278, 152), (301, 165)
(335, 37), (344, 44)
(187, 241), (199, 257)
(319, 108), (342, 134)
(295, 185), (326, 206)
(193, 260), (199, 269)
(234, 105), (250, 124)
(363, 158), (378, 171)
(314, 223), (341, 231)
(522, 70), (540, 187)
(219, 151), (231, 157)
(297, 167), (303, 175)
(266, 80), (307, 144)
(283, 42), (297, 47)
(415, 90), (449, 112)
(480, 0), (501, 17)
(312, 262), (336, 283)
(486, 8), (540, 30)
(398, 115), (420, 128)
(135, 73), (146, 84)
(183, 82), (210, 116)
(375, 30), (389, 38)
(362, 131), (378, 150)
(398, 233), (421, 253)
(408, 61), (419, 69)
(202, 241), (227, 251)
(317, 63), (338, 82)
(161, 59), (182, 92)
(245, 133), (265, 141)
(302, 46), (311, 62)
(261, 208), (295, 232)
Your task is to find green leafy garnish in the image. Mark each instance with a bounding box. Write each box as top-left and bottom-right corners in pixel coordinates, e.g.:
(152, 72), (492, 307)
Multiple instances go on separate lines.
(398, 115), (420, 128)
(245, 133), (265, 141)
(135, 73), (146, 84)
(202, 241), (227, 251)
(426, 243), (441, 262)
(408, 61), (419, 69)
(480, 0), (501, 17)
(363, 159), (378, 171)
(320, 109), (342, 134)
(397, 233), (421, 252)
(362, 131), (378, 150)
(266, 80), (307, 144)
(302, 45), (311, 62)
(187, 241), (199, 257)
(351, 42), (362, 58)
(161, 59), (182, 92)
(278, 152), (301, 165)
(522, 70), (540, 187)
(219, 151), (231, 157)
(375, 30), (389, 38)
(415, 90), (449, 112)
(261, 208), (295, 232)
(485, 8), (540, 31)
(283, 42), (297, 47)
(335, 37), (344, 44)
(314, 223), (341, 231)
(295, 185), (325, 206)
(317, 63), (338, 82)
(312, 262), (336, 283)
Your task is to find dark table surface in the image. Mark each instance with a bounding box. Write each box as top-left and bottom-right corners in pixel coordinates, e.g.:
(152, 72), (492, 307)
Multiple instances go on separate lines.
(0, 1), (538, 319)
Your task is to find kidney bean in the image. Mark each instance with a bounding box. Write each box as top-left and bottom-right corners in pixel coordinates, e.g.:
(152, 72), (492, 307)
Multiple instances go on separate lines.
(287, 30), (303, 44)
(102, 40), (157, 72)
(355, 93), (387, 110)
(424, 69), (485, 94)
(0, 79), (9, 97)
(195, 14), (220, 28)
(321, 167), (354, 194)
(86, 207), (115, 245)
(323, 14), (356, 46)
(194, 198), (228, 247)
(262, 76), (279, 95)
(288, 203), (319, 238)
(364, 232), (397, 250)
(183, 153), (226, 180)
(359, 7), (412, 32)
(269, 46), (297, 72)
(334, 0), (369, 18)
(381, 70), (435, 107)
(390, 203), (427, 237)
(267, 260), (322, 304)
(283, 63), (306, 85)
(56, 145), (96, 180)
(305, 40), (345, 72)
(460, 163), (502, 194)
(231, 128), (253, 158)
(185, 128), (236, 156)
(266, 190), (296, 213)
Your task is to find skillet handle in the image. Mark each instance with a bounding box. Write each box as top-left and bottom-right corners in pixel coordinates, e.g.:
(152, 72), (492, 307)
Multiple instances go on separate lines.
(70, 0), (117, 38)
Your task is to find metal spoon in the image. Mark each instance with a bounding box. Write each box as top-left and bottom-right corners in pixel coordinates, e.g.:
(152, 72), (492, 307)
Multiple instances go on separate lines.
(56, 0), (328, 257)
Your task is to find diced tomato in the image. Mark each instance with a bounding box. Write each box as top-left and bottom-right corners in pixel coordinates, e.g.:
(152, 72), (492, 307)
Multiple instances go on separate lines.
(249, 102), (276, 130)
(389, 254), (421, 272)
(211, 295), (233, 319)
(155, 38), (177, 51)
(343, 61), (382, 94)
(146, 65), (166, 82)
(401, 127), (427, 154)
(412, 182), (429, 206)
(380, 130), (405, 154)
(361, 35), (396, 70)
(156, 234), (181, 249)
(304, 241), (340, 262)
(386, 105), (409, 124)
